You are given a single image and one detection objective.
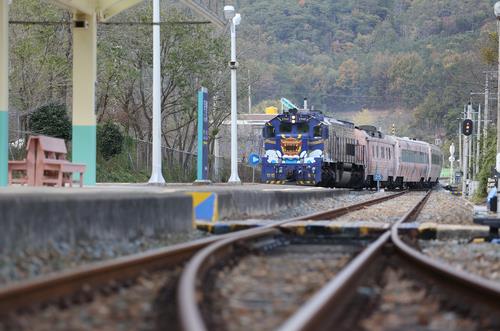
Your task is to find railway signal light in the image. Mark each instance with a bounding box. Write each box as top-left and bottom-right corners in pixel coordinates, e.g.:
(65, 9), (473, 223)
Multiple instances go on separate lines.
(462, 119), (473, 136)
(391, 123), (396, 135)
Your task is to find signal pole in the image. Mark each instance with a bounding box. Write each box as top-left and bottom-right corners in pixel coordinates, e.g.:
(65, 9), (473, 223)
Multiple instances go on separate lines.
(458, 119), (462, 183)
(462, 104), (471, 196)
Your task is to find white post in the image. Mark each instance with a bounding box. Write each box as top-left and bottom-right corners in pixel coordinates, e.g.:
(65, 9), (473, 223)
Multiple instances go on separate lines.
(450, 143), (455, 185)
(228, 18), (241, 184)
(476, 104), (481, 177)
(148, 0), (166, 185)
(458, 119), (462, 180)
(484, 72), (489, 147)
(248, 69), (252, 114)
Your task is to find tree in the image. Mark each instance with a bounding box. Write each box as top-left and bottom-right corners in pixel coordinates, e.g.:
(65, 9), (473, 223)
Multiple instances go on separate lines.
(29, 104), (71, 140)
(97, 122), (124, 160)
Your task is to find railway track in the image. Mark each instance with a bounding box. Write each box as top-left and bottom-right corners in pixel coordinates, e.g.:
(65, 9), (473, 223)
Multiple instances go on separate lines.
(0, 191), (405, 317)
(178, 191), (421, 330)
(178, 190), (500, 331)
(278, 190), (500, 331)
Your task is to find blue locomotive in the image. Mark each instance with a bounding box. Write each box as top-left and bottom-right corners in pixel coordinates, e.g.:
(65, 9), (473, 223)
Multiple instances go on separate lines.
(261, 101), (366, 188)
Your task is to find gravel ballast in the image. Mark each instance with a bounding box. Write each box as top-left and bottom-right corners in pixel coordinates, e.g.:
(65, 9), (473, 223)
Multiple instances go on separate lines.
(323, 192), (426, 223)
(420, 240), (500, 282)
(353, 263), (500, 331)
(0, 268), (182, 331)
(0, 232), (208, 287)
(203, 243), (362, 331)
(416, 190), (474, 224)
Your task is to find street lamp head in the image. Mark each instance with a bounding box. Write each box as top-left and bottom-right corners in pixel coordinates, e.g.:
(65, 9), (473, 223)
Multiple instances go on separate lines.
(495, 2), (500, 18)
(224, 5), (235, 20)
(233, 13), (241, 26)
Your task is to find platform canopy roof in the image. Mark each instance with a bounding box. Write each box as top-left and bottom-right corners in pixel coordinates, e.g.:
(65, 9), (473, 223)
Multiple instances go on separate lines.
(50, 0), (225, 27)
(50, 0), (143, 21)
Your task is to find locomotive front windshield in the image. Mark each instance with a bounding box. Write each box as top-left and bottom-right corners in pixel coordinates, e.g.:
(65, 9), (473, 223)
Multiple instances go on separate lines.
(278, 122), (309, 135)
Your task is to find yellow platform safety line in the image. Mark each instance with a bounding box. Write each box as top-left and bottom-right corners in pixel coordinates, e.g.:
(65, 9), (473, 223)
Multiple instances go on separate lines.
(296, 225), (306, 236)
(328, 223), (343, 234)
(359, 227), (370, 237)
(187, 192), (219, 228)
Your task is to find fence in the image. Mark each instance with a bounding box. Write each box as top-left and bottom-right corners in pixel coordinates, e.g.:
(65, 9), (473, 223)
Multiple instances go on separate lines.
(8, 130), (260, 183)
(128, 138), (260, 183)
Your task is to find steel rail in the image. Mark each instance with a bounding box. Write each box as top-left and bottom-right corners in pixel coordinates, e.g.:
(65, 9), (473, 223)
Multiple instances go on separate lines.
(177, 191), (409, 331)
(0, 191), (405, 313)
(391, 196), (500, 305)
(277, 191), (432, 331)
(0, 236), (222, 313)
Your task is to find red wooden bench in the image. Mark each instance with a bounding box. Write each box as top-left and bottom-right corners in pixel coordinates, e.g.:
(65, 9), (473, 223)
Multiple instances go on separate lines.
(8, 136), (37, 186)
(35, 136), (86, 187)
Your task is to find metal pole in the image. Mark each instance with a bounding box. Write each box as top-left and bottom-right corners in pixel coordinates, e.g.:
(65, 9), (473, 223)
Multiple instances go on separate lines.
(228, 21), (241, 184)
(497, 19), (500, 182)
(462, 106), (468, 195)
(148, 0), (166, 185)
(484, 72), (489, 146)
(458, 119), (462, 181)
(468, 103), (472, 183)
(248, 69), (252, 114)
(476, 104), (481, 178)
(450, 143), (455, 185)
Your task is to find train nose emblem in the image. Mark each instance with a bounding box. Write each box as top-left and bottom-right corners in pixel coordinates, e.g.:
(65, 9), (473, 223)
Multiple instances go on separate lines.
(281, 137), (302, 156)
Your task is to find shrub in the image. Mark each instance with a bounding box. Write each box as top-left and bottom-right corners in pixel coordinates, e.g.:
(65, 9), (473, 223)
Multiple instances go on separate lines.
(97, 122), (124, 160)
(29, 104), (71, 141)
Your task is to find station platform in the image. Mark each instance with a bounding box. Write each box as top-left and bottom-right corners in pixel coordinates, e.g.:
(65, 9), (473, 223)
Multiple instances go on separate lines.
(0, 183), (349, 254)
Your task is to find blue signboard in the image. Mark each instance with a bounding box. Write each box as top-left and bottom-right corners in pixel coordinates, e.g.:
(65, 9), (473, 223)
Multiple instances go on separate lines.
(197, 87), (209, 180)
(248, 153), (261, 167)
(374, 173), (383, 181)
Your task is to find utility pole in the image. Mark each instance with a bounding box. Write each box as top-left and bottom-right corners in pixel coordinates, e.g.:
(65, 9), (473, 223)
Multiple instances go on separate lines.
(248, 69), (252, 114)
(462, 104), (470, 195)
(474, 104), (481, 178)
(485, 72), (489, 147)
(496, 6), (500, 197)
(468, 102), (473, 180)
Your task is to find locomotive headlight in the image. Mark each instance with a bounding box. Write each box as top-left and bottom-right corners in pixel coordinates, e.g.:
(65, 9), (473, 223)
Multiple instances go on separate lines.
(312, 167), (316, 173)
(292, 115), (296, 120)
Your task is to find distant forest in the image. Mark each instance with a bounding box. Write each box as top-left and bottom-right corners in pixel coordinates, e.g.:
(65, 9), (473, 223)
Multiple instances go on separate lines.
(235, 0), (497, 140)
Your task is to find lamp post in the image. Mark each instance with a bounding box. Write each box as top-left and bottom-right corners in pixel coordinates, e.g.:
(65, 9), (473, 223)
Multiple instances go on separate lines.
(224, 5), (242, 184)
(148, 0), (166, 185)
(495, 3), (500, 189)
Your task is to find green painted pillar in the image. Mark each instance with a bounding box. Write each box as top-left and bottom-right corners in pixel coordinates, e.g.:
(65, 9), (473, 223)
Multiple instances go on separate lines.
(0, 0), (8, 187)
(72, 13), (97, 185)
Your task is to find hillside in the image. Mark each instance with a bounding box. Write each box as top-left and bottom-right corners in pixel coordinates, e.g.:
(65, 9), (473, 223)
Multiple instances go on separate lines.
(236, 0), (496, 139)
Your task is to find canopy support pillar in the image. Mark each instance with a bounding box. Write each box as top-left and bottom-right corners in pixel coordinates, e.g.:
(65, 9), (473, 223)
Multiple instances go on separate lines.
(72, 13), (97, 185)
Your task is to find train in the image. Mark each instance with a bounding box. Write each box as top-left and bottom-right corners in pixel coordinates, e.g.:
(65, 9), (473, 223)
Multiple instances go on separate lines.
(261, 105), (443, 189)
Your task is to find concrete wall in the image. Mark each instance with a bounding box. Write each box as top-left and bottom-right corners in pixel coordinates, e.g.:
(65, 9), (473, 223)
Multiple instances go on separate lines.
(217, 189), (348, 220)
(0, 192), (193, 254)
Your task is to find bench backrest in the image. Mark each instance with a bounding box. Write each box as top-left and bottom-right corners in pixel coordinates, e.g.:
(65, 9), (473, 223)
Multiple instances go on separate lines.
(37, 136), (68, 160)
